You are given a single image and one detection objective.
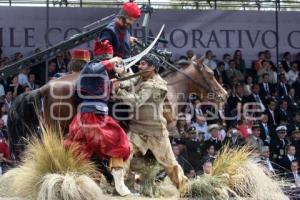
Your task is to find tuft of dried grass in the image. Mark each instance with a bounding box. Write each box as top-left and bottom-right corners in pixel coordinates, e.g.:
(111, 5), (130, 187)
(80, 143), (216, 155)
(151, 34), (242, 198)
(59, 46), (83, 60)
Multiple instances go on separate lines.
(187, 145), (289, 200)
(188, 175), (231, 199)
(0, 124), (102, 200)
(213, 145), (251, 178)
(231, 161), (289, 200)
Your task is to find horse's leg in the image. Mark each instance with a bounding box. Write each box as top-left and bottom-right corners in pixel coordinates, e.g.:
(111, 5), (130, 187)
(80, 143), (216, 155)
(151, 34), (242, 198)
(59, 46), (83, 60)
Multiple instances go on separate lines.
(90, 156), (114, 184)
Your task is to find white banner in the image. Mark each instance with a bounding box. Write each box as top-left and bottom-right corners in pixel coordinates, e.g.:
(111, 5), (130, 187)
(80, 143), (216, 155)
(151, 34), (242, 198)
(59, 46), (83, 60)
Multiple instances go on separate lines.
(0, 7), (300, 66)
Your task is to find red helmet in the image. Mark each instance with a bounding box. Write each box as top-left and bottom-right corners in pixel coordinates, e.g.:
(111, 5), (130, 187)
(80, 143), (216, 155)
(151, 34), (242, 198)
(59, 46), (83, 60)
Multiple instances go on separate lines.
(71, 49), (91, 62)
(118, 1), (141, 19)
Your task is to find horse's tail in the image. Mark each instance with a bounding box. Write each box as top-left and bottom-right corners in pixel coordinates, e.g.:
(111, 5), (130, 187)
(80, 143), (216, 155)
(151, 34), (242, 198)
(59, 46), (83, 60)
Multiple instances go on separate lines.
(7, 89), (43, 155)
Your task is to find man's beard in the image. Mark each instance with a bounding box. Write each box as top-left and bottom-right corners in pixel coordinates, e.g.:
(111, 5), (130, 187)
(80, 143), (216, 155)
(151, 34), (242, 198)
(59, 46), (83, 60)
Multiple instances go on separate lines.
(123, 23), (132, 29)
(120, 18), (132, 29)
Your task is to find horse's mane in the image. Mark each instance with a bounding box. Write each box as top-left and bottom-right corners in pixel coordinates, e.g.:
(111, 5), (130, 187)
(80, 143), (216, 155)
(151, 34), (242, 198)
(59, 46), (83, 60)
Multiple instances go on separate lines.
(160, 59), (191, 78)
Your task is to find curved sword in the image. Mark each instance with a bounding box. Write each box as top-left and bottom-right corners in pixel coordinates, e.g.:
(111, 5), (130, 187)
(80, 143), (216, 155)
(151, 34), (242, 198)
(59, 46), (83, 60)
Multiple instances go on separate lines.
(122, 24), (165, 70)
(117, 70), (151, 81)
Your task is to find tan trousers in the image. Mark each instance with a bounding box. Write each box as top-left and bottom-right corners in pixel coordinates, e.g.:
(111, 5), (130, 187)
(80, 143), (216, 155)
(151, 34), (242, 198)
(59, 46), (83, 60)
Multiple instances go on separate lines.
(125, 131), (188, 194)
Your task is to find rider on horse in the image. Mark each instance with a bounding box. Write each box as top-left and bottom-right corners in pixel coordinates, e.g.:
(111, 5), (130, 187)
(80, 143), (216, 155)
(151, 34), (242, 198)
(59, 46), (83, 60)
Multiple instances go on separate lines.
(64, 42), (132, 196)
(95, 1), (140, 59)
(63, 2), (141, 193)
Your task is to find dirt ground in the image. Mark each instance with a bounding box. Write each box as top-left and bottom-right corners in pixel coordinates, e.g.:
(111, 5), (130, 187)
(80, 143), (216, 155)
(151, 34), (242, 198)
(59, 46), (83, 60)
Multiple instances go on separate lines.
(0, 196), (180, 200)
(108, 196), (179, 200)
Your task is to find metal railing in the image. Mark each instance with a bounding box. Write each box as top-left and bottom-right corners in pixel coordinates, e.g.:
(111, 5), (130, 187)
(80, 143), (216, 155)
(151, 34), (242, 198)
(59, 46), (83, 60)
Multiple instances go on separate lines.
(0, 0), (300, 11)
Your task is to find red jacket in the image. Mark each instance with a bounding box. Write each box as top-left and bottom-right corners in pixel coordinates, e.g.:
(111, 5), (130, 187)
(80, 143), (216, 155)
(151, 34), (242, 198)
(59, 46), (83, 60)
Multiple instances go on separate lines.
(0, 139), (10, 159)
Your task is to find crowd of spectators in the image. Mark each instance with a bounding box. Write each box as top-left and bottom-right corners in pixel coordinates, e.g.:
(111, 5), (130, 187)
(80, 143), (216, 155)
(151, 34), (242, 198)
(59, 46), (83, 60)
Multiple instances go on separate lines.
(171, 49), (300, 189)
(0, 47), (72, 174)
(1, 46), (300, 191)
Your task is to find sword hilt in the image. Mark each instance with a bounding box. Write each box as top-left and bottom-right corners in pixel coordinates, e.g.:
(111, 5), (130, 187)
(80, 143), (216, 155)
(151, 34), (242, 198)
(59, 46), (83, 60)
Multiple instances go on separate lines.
(114, 62), (126, 76)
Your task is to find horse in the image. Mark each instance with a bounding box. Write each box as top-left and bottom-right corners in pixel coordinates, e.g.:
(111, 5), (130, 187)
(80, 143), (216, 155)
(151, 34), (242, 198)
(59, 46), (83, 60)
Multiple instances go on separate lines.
(7, 59), (228, 152)
(7, 72), (80, 151)
(158, 59), (228, 136)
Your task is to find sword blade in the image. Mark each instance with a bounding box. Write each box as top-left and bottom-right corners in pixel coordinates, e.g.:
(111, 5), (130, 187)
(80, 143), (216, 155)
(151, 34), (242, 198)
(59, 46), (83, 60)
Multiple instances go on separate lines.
(123, 24), (165, 70)
(117, 70), (151, 82)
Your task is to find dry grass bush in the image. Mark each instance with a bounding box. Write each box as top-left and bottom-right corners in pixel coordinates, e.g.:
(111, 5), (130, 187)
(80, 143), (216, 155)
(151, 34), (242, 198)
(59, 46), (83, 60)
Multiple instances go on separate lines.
(0, 124), (103, 200)
(188, 145), (289, 200)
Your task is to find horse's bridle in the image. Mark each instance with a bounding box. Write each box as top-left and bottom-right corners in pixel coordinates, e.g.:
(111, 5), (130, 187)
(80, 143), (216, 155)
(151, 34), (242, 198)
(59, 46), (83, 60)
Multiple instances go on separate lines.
(194, 62), (221, 101)
(162, 59), (226, 103)
(162, 59), (212, 92)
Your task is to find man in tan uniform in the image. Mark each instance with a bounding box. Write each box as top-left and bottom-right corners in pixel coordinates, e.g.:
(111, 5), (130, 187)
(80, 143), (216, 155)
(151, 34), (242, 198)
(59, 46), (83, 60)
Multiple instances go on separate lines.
(113, 53), (188, 195)
(246, 123), (264, 153)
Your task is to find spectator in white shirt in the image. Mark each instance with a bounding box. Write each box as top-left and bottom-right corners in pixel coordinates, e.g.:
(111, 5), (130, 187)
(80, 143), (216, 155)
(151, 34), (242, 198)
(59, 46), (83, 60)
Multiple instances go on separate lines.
(191, 97), (204, 120)
(290, 160), (300, 187)
(203, 50), (217, 70)
(278, 63), (288, 80)
(279, 145), (296, 171)
(0, 103), (8, 126)
(28, 73), (40, 90)
(226, 60), (244, 82)
(4, 91), (13, 112)
(191, 115), (208, 140)
(244, 76), (254, 96)
(257, 60), (277, 84)
(223, 53), (231, 71)
(287, 145), (296, 162)
(287, 62), (299, 85)
(17, 65), (30, 87)
(259, 146), (275, 173)
(0, 80), (5, 98)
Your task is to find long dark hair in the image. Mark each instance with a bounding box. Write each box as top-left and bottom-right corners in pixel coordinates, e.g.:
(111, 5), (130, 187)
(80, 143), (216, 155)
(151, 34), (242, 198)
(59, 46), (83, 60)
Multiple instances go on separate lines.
(0, 102), (5, 116)
(233, 50), (243, 61)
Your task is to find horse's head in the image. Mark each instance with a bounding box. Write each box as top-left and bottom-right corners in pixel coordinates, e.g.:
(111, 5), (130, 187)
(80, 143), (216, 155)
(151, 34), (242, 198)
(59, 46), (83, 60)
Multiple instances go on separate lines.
(193, 59), (228, 103)
(163, 60), (228, 132)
